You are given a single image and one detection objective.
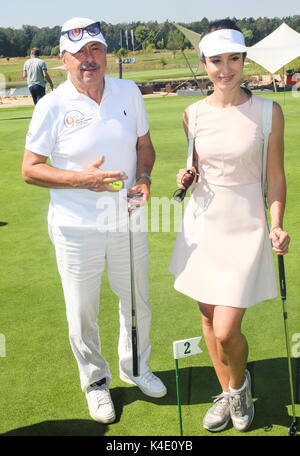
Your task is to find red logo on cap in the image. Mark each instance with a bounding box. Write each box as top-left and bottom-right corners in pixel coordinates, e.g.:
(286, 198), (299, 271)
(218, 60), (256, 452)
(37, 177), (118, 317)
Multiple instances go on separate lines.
(218, 34), (230, 40)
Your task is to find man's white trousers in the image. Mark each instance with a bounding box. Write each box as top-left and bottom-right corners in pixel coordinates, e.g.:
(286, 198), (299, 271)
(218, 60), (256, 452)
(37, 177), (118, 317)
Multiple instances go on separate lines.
(48, 223), (151, 392)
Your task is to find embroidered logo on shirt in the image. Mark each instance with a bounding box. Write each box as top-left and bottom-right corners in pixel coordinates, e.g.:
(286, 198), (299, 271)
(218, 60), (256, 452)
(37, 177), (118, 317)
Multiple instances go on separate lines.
(64, 110), (93, 129)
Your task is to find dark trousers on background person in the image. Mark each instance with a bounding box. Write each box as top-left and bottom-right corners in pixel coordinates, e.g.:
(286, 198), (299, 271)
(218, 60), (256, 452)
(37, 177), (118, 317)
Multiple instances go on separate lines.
(29, 84), (46, 105)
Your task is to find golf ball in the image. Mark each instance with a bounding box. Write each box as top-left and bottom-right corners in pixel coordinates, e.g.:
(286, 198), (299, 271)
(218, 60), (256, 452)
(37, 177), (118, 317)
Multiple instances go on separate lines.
(109, 180), (123, 190)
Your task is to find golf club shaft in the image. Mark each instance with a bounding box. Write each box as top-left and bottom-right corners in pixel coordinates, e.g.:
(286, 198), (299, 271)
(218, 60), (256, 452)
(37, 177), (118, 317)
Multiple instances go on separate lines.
(129, 211), (139, 377)
(278, 255), (296, 423)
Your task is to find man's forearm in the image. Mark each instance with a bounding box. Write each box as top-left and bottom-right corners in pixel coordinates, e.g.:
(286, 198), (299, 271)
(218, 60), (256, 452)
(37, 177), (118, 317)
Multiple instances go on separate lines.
(22, 150), (124, 192)
(44, 71), (54, 88)
(136, 134), (155, 178)
(23, 162), (80, 189)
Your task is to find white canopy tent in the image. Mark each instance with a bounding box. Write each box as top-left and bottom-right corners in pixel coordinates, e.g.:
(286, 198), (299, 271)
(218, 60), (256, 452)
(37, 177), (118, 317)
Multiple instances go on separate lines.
(175, 22), (300, 76)
(246, 23), (300, 74)
(173, 23), (205, 73)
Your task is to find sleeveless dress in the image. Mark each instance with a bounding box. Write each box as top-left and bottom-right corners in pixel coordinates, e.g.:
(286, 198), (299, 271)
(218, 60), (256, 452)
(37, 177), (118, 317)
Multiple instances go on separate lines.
(169, 95), (278, 308)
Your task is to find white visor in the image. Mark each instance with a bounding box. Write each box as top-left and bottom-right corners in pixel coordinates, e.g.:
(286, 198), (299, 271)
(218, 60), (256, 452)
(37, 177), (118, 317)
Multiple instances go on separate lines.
(199, 29), (246, 57)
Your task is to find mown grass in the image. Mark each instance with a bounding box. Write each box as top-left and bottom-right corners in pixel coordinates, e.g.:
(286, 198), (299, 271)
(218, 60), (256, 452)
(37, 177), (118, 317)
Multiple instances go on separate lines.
(0, 92), (299, 436)
(1, 51), (300, 88)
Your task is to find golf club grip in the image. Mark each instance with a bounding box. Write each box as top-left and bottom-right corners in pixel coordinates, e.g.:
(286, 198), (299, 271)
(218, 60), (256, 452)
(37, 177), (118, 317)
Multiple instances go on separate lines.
(127, 191), (143, 199)
(132, 327), (138, 377)
(278, 255), (286, 300)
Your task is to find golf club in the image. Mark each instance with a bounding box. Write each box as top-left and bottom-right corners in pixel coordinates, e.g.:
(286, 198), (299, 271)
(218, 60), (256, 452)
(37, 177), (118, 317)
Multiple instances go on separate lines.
(127, 191), (143, 377)
(278, 254), (297, 436)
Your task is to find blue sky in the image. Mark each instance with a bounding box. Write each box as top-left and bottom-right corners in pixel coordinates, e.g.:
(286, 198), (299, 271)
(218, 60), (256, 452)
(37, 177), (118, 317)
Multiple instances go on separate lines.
(1, 0), (299, 28)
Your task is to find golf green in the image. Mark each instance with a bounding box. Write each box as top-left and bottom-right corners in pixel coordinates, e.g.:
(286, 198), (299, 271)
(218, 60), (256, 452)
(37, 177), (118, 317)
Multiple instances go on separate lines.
(0, 93), (299, 436)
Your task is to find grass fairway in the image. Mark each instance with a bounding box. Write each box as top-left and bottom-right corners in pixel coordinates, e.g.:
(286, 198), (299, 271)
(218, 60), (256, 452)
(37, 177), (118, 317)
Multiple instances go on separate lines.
(2, 52), (300, 87)
(0, 92), (299, 437)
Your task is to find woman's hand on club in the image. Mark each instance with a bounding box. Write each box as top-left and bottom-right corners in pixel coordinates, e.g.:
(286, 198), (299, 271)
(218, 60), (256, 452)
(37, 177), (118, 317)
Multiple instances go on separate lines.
(269, 227), (290, 255)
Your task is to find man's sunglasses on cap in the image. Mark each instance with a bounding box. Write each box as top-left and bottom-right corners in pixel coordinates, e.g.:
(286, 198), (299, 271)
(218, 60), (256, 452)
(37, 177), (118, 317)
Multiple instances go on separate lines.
(61, 22), (101, 42)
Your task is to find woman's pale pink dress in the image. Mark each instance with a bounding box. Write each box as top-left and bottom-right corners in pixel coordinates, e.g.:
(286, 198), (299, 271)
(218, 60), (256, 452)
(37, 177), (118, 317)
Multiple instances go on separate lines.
(169, 95), (278, 308)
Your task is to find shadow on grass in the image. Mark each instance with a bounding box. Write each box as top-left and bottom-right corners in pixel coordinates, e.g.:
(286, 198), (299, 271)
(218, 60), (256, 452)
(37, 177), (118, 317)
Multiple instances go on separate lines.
(114, 357), (299, 434)
(0, 419), (108, 436)
(0, 117), (32, 121)
(1, 357), (298, 436)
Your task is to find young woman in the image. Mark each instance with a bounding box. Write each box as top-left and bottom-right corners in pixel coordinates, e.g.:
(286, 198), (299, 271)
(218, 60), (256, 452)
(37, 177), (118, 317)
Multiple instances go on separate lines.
(169, 19), (290, 432)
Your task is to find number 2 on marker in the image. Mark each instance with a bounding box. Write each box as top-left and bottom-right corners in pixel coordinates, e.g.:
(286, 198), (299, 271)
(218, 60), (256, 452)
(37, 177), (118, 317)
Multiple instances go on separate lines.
(184, 341), (191, 355)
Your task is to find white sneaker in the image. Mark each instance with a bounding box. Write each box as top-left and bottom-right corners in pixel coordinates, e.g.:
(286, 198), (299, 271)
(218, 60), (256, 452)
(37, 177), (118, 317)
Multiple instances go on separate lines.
(85, 378), (116, 424)
(203, 393), (231, 432)
(120, 370), (167, 398)
(229, 370), (254, 432)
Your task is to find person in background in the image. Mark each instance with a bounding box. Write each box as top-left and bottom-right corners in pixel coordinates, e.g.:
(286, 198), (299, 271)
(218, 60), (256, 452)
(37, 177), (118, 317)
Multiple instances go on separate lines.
(23, 48), (53, 104)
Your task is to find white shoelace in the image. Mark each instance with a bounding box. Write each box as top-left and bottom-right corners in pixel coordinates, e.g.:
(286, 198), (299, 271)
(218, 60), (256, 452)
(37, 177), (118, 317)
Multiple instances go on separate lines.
(211, 394), (229, 415)
(92, 385), (111, 406)
(230, 394), (245, 417)
(142, 371), (157, 384)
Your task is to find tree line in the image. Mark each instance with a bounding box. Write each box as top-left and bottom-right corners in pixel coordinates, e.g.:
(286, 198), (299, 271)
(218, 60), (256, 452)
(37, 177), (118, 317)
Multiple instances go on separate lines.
(0, 15), (300, 57)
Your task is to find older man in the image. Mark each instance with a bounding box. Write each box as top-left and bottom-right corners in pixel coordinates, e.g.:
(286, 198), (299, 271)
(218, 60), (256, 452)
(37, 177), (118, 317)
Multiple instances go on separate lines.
(22, 17), (166, 424)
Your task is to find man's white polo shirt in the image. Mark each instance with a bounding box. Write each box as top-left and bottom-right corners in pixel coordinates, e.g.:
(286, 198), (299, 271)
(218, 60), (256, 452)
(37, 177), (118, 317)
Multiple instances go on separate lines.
(25, 75), (149, 230)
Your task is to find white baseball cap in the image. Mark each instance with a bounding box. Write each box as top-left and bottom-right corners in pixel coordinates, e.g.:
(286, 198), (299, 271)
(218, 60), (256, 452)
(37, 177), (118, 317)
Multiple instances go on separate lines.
(60, 17), (107, 54)
(199, 29), (246, 58)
